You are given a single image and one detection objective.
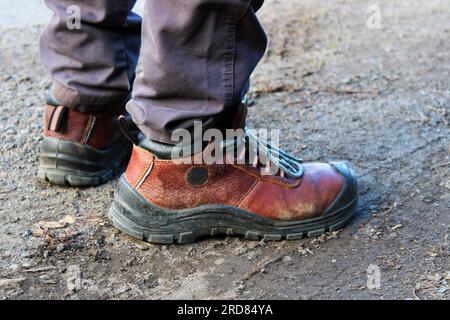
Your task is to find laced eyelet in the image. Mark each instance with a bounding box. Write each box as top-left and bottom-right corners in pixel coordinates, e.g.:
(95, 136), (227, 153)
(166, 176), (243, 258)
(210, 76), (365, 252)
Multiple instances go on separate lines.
(220, 128), (304, 178)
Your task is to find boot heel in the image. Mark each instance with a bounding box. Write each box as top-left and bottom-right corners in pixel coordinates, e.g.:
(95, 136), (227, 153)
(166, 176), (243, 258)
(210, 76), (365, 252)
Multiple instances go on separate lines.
(38, 137), (131, 187)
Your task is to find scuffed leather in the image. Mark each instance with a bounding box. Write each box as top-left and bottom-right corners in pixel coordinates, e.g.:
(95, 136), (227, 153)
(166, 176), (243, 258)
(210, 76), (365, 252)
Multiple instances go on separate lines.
(44, 105), (125, 150)
(239, 163), (344, 220)
(125, 146), (155, 188)
(124, 146), (345, 221)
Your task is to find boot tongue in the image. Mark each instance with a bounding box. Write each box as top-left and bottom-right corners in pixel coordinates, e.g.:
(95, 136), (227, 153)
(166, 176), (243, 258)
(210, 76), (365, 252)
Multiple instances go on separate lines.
(138, 132), (210, 160)
(133, 106), (245, 160)
(138, 133), (182, 159)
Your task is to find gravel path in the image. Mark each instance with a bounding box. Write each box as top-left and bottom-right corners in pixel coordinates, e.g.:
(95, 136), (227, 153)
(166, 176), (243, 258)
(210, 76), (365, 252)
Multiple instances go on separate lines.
(0, 0), (448, 299)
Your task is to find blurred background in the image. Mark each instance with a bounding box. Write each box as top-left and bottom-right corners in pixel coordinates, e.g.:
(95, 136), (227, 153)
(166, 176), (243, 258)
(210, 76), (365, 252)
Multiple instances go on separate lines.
(0, 0), (145, 28)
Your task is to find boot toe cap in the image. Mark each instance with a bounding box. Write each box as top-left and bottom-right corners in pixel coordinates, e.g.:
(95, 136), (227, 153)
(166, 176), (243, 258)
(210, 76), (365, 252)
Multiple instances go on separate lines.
(324, 161), (358, 215)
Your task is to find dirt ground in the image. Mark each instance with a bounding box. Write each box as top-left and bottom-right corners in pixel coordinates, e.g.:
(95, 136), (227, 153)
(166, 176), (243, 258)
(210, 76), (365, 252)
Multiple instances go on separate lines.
(0, 0), (448, 300)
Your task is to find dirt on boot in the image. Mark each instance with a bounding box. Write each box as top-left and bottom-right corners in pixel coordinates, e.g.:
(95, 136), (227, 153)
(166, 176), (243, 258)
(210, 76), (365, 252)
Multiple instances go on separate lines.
(0, 0), (448, 299)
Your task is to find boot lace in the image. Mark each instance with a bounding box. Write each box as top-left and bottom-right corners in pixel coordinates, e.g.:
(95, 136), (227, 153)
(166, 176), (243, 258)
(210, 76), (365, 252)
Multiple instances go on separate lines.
(221, 128), (304, 178)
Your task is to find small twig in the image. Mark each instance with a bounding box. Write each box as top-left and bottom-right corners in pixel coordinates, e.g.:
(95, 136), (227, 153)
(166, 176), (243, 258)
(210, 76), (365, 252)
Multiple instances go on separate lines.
(0, 277), (27, 287)
(0, 189), (16, 194)
(239, 254), (284, 283)
(25, 266), (57, 273)
(430, 161), (450, 171)
(324, 87), (380, 95)
(412, 288), (422, 300)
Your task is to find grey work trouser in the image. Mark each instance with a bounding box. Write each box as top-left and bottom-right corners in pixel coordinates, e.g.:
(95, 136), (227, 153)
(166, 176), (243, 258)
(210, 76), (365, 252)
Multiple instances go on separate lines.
(40, 0), (267, 143)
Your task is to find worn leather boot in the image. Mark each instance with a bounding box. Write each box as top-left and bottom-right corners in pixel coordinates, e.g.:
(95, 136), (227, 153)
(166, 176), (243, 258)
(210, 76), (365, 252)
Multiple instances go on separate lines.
(38, 98), (132, 187)
(108, 127), (358, 244)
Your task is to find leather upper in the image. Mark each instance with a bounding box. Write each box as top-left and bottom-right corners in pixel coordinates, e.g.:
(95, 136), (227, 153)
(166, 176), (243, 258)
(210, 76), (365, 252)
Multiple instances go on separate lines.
(124, 145), (347, 221)
(44, 105), (125, 150)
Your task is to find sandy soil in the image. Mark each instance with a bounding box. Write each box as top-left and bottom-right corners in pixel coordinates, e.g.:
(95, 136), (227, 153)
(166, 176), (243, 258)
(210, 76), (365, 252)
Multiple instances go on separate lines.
(0, 0), (449, 299)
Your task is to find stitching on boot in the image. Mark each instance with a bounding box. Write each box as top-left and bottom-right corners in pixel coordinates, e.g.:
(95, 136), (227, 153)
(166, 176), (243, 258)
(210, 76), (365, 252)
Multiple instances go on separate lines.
(236, 180), (258, 207)
(80, 115), (96, 144)
(223, 0), (251, 105)
(136, 160), (154, 191)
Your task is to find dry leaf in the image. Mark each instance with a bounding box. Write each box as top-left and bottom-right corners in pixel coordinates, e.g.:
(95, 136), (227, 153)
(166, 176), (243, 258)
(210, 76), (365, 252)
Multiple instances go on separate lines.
(33, 215), (76, 237)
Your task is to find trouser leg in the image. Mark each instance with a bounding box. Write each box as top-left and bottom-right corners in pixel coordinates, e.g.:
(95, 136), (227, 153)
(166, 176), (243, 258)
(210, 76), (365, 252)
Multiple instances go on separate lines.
(39, 0), (141, 112)
(127, 0), (267, 144)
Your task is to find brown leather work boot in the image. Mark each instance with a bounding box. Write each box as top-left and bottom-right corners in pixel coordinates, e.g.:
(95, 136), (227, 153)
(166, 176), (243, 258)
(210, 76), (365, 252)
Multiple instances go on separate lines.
(38, 99), (132, 187)
(108, 130), (358, 244)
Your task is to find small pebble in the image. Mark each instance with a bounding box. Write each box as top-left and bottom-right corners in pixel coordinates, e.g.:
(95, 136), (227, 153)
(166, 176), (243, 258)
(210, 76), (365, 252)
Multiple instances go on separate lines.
(56, 243), (67, 253)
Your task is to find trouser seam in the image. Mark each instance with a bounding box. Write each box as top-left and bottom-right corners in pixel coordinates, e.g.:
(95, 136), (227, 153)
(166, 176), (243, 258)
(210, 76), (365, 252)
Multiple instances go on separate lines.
(223, 0), (251, 106)
(120, 0), (132, 91)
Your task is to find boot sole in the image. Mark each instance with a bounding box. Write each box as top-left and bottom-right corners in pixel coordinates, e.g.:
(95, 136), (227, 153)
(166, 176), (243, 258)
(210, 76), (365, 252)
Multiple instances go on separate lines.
(38, 137), (131, 187)
(108, 176), (358, 244)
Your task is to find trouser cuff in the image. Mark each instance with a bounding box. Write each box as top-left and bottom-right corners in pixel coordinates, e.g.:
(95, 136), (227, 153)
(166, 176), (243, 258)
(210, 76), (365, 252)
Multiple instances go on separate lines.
(51, 81), (130, 113)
